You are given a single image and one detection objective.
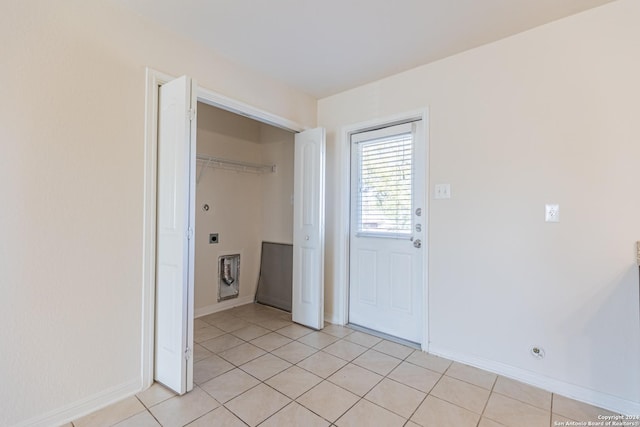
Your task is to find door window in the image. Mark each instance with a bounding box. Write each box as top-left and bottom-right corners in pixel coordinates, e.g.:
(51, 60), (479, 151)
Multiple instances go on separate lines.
(352, 122), (415, 238)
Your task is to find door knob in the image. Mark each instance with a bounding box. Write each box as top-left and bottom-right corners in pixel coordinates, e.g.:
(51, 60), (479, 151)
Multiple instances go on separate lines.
(413, 239), (422, 249)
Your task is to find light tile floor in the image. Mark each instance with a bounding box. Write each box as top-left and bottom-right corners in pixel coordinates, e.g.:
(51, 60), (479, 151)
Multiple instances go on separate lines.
(68, 303), (620, 427)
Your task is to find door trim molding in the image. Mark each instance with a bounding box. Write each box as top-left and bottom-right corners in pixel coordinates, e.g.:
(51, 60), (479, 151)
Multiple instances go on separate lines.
(334, 108), (430, 351)
(142, 68), (307, 389)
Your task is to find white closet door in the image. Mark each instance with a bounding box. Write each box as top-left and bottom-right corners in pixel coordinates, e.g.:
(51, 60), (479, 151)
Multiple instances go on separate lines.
(292, 128), (326, 330)
(155, 75), (196, 394)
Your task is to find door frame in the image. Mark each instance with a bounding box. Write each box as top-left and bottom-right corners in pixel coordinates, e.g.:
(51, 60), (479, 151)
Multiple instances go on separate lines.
(142, 68), (306, 389)
(336, 109), (430, 351)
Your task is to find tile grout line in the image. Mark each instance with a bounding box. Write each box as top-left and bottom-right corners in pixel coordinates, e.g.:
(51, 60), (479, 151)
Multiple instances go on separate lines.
(191, 307), (442, 426)
(256, 329), (405, 425)
(475, 374), (498, 427)
(254, 400), (302, 426)
(196, 307), (499, 426)
(328, 385), (367, 426)
(403, 387), (429, 426)
(205, 330), (312, 424)
(420, 371), (496, 425)
(362, 376), (430, 423)
(151, 305), (607, 426)
(285, 335), (443, 425)
(490, 383), (554, 414)
(356, 346), (443, 426)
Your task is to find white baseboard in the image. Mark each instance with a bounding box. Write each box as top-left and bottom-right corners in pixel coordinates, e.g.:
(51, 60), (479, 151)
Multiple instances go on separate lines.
(428, 344), (640, 416)
(14, 298), (257, 426)
(12, 378), (141, 427)
(324, 310), (342, 325)
(194, 295), (255, 318)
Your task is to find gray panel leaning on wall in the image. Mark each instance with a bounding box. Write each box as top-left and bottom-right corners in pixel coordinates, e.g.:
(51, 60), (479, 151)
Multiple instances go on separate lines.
(255, 242), (293, 312)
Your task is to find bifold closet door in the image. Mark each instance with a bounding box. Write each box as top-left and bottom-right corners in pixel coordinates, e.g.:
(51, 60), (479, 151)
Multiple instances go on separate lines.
(155, 75), (196, 395)
(292, 128), (326, 330)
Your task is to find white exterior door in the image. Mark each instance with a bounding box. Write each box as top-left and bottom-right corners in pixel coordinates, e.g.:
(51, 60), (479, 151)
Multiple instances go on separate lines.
(349, 121), (425, 343)
(292, 128), (326, 330)
(155, 75), (196, 394)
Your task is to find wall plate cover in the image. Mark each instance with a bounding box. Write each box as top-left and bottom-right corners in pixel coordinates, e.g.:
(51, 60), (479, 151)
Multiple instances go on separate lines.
(434, 184), (451, 199)
(545, 204), (559, 222)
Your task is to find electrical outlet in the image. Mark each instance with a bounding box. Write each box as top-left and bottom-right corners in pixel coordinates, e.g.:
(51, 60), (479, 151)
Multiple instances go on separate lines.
(545, 204), (559, 222)
(530, 345), (545, 359)
(434, 184), (451, 199)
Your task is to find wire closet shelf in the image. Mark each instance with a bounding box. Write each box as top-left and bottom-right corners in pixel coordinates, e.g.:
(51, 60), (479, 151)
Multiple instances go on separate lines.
(196, 154), (276, 183)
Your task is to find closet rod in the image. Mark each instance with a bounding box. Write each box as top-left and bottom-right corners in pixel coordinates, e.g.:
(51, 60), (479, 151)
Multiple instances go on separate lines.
(196, 154), (276, 183)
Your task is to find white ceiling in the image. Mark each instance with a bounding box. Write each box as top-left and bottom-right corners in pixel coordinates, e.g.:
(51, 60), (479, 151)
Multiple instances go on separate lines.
(115, 0), (615, 98)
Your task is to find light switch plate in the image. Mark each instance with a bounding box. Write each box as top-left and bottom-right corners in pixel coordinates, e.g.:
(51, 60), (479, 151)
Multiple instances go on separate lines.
(435, 184), (451, 199)
(545, 204), (560, 222)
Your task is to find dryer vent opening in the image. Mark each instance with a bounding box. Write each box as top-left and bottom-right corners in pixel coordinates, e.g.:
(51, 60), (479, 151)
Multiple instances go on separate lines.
(218, 254), (240, 301)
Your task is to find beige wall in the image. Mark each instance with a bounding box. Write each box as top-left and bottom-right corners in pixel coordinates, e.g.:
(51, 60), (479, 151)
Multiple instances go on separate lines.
(318, 0), (640, 414)
(0, 1), (314, 426)
(194, 104), (295, 315)
(195, 104), (263, 313)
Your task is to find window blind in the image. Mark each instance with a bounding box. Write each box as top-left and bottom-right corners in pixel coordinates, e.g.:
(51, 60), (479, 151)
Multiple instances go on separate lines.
(352, 123), (414, 237)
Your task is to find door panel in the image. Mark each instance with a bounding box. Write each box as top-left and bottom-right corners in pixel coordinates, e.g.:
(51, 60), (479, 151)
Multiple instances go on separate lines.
(155, 75), (196, 394)
(301, 248), (314, 303)
(292, 128), (326, 330)
(389, 252), (412, 312)
(349, 121), (425, 343)
(355, 249), (377, 303)
(302, 144), (317, 225)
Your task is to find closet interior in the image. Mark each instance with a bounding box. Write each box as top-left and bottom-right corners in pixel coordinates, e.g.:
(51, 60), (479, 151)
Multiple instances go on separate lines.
(194, 102), (295, 317)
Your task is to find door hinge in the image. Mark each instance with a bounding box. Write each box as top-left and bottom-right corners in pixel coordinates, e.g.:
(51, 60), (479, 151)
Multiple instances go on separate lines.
(184, 346), (192, 360)
(188, 109), (195, 121)
(186, 227), (194, 240)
